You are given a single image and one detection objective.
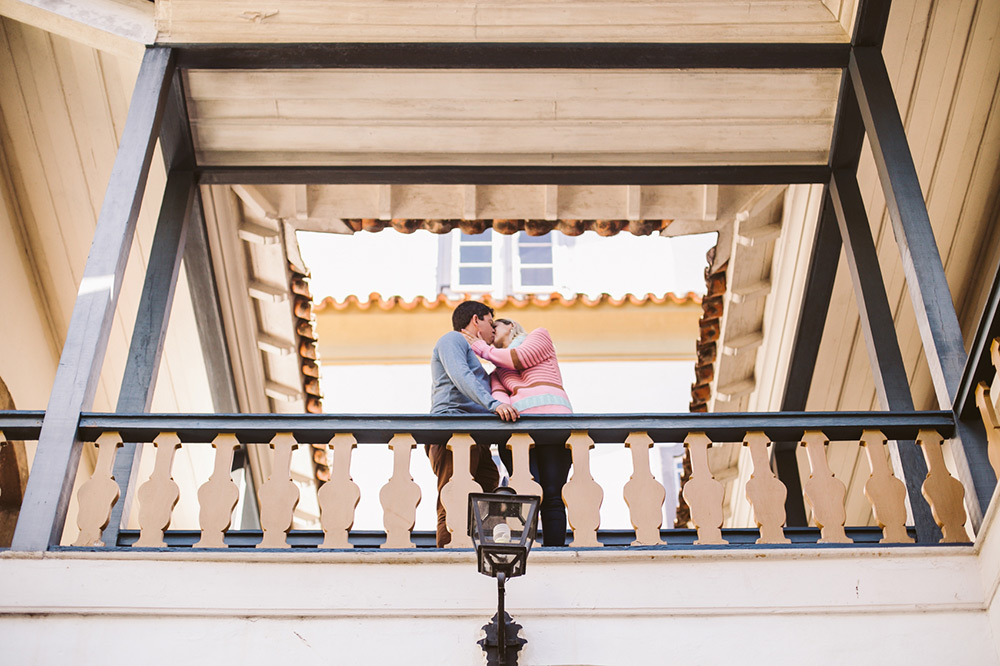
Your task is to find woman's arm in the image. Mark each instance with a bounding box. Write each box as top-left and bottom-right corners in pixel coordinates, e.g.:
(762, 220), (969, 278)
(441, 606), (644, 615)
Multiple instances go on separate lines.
(490, 372), (512, 405)
(471, 328), (554, 371)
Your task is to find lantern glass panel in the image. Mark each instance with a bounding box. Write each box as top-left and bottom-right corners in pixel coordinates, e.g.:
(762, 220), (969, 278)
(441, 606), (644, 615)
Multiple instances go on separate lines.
(469, 492), (540, 578)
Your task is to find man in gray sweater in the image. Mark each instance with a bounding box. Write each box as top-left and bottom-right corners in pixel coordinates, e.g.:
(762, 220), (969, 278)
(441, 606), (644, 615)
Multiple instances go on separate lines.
(428, 300), (518, 547)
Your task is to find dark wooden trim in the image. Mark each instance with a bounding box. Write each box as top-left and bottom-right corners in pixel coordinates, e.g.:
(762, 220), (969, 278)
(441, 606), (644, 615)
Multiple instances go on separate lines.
(198, 165), (831, 186)
(851, 0), (893, 48)
(183, 190), (240, 413)
(829, 170), (914, 409)
(774, 191), (842, 526)
(954, 256), (1000, 420)
(829, 169), (940, 542)
(9, 48), (177, 552)
(0, 411), (45, 440)
(175, 42), (851, 71)
(850, 48), (967, 406)
(850, 46), (995, 517)
(102, 169), (196, 547)
(158, 68), (196, 172)
(72, 411), (956, 446)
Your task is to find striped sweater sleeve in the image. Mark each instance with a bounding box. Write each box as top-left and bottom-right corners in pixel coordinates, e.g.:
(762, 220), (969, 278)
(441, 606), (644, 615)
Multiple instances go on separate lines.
(490, 372), (512, 405)
(471, 328), (554, 371)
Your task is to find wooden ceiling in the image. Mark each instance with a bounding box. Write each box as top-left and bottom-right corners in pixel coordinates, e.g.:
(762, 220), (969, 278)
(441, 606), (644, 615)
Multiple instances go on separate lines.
(183, 68), (842, 168)
(157, 0), (856, 44)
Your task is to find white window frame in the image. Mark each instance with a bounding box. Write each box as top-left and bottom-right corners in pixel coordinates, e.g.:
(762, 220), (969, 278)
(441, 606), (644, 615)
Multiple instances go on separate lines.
(512, 231), (557, 294)
(450, 229), (502, 293)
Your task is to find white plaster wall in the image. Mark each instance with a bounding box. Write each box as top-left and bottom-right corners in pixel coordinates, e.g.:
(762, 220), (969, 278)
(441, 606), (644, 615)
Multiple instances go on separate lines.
(1, 544), (995, 666)
(977, 487), (1000, 664)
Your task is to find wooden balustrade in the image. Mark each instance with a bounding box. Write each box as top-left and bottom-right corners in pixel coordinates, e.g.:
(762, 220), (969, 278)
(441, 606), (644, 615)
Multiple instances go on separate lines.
(60, 411), (970, 549)
(975, 338), (1000, 480)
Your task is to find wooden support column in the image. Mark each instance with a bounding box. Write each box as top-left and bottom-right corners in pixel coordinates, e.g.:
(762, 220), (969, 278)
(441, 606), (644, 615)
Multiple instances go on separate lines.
(850, 47), (993, 518)
(775, 0), (892, 528)
(9, 47), (175, 552)
(101, 169), (195, 546)
(829, 169), (939, 542)
(774, 200), (840, 526)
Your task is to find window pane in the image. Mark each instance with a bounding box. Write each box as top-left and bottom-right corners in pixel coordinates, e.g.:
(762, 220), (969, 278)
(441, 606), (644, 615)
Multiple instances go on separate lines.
(518, 233), (548, 244)
(460, 245), (492, 263)
(520, 267), (553, 286)
(463, 229), (492, 242)
(519, 245), (552, 264)
(459, 266), (492, 285)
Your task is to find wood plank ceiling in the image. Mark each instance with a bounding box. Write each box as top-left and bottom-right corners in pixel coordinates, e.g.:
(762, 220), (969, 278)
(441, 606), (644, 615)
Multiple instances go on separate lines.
(157, 0), (856, 43)
(183, 68), (842, 168)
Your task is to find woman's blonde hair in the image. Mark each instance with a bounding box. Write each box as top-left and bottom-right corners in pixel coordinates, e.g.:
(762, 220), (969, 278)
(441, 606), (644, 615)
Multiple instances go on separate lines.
(495, 318), (526, 340)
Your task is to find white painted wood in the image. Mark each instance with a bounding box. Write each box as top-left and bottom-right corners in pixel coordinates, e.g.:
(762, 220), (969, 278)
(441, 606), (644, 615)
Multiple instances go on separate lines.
(237, 221), (280, 244)
(256, 333), (295, 356)
(248, 280), (288, 303)
(263, 381), (303, 402)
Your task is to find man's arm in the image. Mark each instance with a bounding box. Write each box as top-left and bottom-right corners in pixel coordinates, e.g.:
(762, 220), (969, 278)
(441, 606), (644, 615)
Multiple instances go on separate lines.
(437, 333), (501, 412)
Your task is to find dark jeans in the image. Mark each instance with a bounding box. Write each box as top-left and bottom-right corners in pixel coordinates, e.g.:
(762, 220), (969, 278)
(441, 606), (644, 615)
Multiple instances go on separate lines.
(499, 444), (573, 546)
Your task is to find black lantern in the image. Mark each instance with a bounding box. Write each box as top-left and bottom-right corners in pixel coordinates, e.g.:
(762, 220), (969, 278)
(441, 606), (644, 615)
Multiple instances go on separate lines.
(468, 488), (540, 666)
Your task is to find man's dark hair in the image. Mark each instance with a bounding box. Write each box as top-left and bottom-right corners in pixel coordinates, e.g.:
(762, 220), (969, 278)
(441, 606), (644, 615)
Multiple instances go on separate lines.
(452, 301), (494, 331)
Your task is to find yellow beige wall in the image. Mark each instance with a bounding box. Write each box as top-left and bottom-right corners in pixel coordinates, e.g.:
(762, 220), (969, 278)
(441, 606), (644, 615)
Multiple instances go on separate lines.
(315, 298), (702, 366)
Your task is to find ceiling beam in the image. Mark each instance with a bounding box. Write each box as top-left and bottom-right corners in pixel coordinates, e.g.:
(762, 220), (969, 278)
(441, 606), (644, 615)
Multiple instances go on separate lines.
(175, 42), (850, 71)
(198, 165), (831, 187)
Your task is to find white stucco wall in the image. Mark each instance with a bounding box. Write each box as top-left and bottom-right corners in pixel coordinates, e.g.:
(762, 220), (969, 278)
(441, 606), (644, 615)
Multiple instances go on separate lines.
(2, 536), (998, 666)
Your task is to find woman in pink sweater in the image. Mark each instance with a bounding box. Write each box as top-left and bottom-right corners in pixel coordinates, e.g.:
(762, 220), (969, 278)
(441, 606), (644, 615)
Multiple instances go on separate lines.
(465, 319), (573, 546)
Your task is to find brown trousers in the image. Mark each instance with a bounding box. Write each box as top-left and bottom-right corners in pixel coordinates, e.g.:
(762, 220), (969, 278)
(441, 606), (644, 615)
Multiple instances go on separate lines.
(426, 442), (500, 547)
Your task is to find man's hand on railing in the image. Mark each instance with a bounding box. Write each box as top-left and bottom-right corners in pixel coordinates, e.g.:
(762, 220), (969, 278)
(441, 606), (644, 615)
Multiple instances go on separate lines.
(495, 404), (519, 422)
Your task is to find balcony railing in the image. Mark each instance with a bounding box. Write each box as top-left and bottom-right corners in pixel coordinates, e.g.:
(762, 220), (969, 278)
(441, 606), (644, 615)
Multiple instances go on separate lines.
(1, 409), (972, 550)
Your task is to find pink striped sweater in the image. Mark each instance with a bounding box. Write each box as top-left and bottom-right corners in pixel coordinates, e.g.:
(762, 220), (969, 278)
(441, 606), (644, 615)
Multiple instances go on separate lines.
(470, 328), (573, 414)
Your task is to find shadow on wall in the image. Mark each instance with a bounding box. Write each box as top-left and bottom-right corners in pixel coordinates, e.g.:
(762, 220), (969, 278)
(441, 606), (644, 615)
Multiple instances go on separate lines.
(0, 376), (29, 546)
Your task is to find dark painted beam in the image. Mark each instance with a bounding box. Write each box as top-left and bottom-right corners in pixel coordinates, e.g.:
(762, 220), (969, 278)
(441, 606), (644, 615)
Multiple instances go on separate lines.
(829, 171), (914, 408)
(778, 0), (891, 409)
(183, 192), (239, 414)
(198, 165), (831, 187)
(2, 410), (956, 449)
(829, 169), (939, 542)
(102, 67), (205, 546)
(9, 48), (176, 552)
(849, 47), (995, 516)
(955, 257), (1000, 420)
(102, 169), (196, 547)
(774, 196), (842, 526)
(774, 0), (893, 524)
(74, 411), (955, 446)
(849, 48), (967, 406)
(0, 411), (45, 440)
(852, 0), (893, 48)
(175, 42), (850, 70)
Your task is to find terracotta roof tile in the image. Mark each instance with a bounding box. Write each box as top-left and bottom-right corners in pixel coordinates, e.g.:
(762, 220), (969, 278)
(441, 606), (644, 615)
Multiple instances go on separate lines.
(314, 291), (700, 313)
(287, 264), (329, 482)
(343, 218), (670, 237)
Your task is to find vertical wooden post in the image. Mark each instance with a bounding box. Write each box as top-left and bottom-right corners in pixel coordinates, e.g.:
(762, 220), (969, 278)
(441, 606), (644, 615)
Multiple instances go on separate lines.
(775, 201), (841, 527)
(828, 168), (939, 543)
(850, 46), (992, 519)
(102, 169), (195, 546)
(9, 47), (175, 552)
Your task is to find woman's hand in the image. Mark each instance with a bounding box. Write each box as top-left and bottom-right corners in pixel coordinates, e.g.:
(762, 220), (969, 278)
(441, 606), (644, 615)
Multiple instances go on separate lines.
(460, 330), (480, 344)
